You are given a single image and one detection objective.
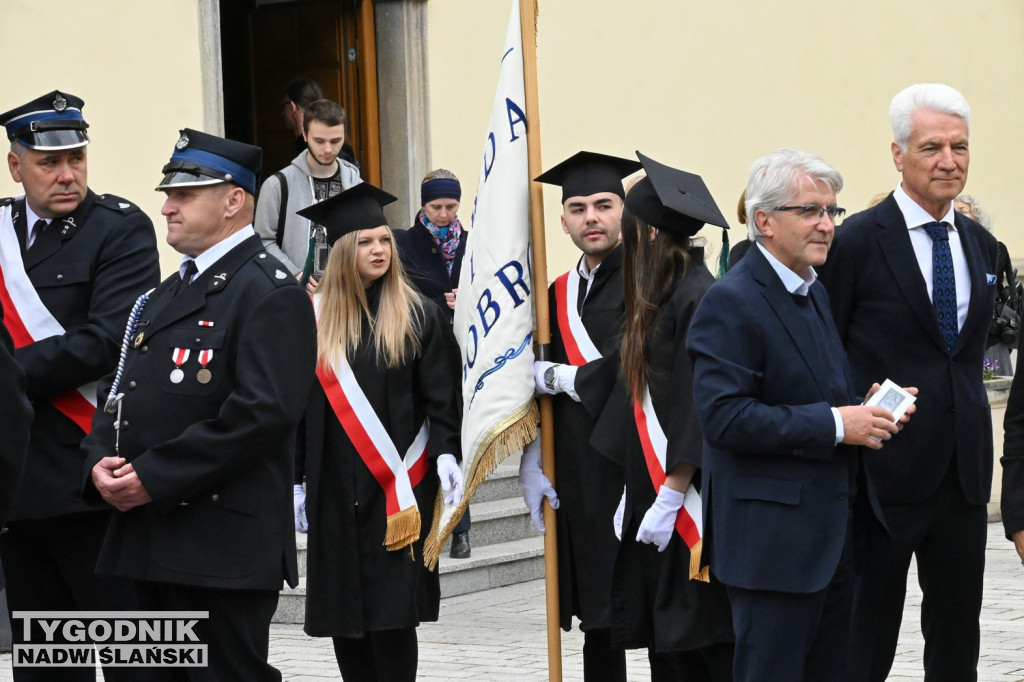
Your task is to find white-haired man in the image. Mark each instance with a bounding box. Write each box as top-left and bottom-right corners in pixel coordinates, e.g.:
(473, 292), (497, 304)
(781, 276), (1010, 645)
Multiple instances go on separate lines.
(689, 148), (910, 680)
(819, 83), (998, 681)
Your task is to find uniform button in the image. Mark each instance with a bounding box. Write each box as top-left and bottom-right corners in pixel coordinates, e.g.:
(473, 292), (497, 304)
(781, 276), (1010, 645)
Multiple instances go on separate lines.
(258, 253), (267, 259)
(121, 421), (129, 430)
(140, 345), (148, 354)
(210, 494), (220, 502)
(128, 381), (137, 390)
(195, 338), (201, 345)
(56, 274), (64, 281)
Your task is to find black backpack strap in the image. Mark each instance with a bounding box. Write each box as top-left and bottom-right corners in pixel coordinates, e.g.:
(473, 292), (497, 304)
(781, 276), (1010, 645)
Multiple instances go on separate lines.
(274, 171), (289, 249)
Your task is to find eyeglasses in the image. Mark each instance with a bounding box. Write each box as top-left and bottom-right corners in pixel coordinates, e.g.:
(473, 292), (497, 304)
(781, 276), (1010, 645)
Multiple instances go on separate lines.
(773, 204), (846, 225)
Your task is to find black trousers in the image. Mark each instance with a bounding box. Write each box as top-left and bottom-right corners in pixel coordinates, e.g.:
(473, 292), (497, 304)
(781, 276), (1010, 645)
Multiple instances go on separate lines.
(332, 628), (418, 681)
(848, 465), (987, 681)
(133, 581), (281, 682)
(1, 511), (139, 682)
(727, 520), (856, 682)
(648, 642), (733, 682)
(582, 628), (626, 682)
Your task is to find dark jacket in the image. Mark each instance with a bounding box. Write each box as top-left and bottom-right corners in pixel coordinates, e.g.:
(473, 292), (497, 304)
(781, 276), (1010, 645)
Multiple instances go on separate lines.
(82, 235), (317, 591)
(4, 191), (160, 520)
(688, 245), (867, 594)
(394, 221), (467, 324)
(818, 194), (998, 506)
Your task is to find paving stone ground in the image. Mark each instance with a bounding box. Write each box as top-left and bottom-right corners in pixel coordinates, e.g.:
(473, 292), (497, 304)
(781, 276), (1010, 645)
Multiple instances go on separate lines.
(3, 521), (1023, 680)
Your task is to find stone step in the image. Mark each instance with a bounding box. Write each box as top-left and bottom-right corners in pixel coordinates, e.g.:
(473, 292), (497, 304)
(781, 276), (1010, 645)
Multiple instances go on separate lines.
(274, 535), (546, 624)
(468, 464), (522, 503)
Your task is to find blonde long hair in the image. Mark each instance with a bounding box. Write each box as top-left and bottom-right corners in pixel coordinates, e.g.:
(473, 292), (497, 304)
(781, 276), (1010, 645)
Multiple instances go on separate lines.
(316, 226), (425, 368)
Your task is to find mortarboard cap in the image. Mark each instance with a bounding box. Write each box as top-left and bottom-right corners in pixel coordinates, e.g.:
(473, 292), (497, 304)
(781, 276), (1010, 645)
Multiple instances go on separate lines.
(156, 128), (262, 195)
(296, 183), (398, 246)
(0, 90), (89, 151)
(624, 151), (729, 237)
(534, 151), (641, 204)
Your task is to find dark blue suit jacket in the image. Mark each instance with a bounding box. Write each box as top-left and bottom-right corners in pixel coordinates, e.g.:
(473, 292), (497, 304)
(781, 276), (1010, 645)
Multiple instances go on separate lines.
(687, 245), (864, 594)
(394, 222), (466, 324)
(818, 194), (998, 506)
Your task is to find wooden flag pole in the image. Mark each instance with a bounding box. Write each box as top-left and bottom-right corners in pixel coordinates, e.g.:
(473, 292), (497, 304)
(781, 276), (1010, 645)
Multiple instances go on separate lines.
(518, 1), (560, 680)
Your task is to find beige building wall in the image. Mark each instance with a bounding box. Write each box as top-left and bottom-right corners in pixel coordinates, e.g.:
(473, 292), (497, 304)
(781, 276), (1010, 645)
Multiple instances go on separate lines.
(0, 0), (208, 276)
(426, 0), (1024, 280)
(1, 1), (1020, 278)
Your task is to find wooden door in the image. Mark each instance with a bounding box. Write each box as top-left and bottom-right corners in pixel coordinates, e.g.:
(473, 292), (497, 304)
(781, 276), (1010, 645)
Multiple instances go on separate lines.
(232, 0), (379, 183)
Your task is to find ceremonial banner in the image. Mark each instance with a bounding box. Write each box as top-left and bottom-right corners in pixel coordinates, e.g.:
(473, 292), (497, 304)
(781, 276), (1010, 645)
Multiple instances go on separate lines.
(423, 0), (539, 569)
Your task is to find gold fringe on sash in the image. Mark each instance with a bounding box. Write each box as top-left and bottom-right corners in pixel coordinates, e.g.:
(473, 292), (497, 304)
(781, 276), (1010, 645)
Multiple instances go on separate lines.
(422, 400), (540, 570)
(383, 506), (421, 552)
(689, 538), (710, 583)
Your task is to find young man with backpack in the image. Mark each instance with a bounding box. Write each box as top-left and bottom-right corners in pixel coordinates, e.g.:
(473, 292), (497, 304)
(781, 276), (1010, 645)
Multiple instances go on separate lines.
(255, 98), (362, 293)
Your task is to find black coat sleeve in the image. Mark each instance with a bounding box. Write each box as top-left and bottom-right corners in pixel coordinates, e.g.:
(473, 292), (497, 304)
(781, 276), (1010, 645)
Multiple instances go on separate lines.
(0, 321), (31, 524)
(17, 207), (160, 398)
(1002, 332), (1024, 538)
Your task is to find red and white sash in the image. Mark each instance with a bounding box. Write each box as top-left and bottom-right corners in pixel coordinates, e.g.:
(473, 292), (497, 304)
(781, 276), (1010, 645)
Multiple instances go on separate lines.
(313, 294), (429, 551)
(553, 268), (601, 366)
(633, 387), (708, 581)
(0, 201), (96, 433)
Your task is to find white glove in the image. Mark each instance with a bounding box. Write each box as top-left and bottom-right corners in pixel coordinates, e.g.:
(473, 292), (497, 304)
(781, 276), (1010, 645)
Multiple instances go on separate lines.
(293, 483), (308, 533)
(518, 437), (559, 532)
(613, 487), (626, 541)
(636, 485), (685, 552)
(436, 454), (464, 506)
(532, 361), (581, 402)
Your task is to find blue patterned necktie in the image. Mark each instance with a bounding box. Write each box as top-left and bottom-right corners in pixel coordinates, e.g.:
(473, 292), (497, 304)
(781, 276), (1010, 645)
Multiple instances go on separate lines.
(924, 221), (957, 351)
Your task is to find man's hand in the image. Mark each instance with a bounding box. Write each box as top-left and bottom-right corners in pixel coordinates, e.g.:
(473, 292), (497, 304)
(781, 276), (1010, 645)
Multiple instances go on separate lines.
(1011, 529), (1024, 564)
(444, 289), (457, 310)
(305, 276), (319, 294)
(837, 405), (899, 449)
(91, 457), (152, 512)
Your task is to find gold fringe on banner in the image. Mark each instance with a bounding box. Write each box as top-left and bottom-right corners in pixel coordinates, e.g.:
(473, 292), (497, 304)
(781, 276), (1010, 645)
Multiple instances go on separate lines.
(383, 506), (421, 552)
(689, 538), (710, 582)
(422, 400), (540, 571)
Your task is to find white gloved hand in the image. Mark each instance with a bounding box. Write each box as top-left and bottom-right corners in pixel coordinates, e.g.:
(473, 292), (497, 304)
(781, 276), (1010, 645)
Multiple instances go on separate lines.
(636, 485), (685, 552)
(533, 361), (558, 395)
(613, 486), (626, 541)
(436, 454), (464, 506)
(293, 483), (308, 533)
(518, 437), (559, 532)
(533, 361), (581, 401)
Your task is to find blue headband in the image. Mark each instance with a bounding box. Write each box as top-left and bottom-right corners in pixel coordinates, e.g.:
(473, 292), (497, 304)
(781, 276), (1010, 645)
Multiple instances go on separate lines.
(169, 146), (258, 195)
(421, 178), (461, 206)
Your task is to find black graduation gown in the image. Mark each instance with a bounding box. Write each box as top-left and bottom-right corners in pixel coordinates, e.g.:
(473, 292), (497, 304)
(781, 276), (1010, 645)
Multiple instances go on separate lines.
(301, 282), (462, 637)
(548, 247), (626, 632)
(592, 252), (734, 653)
